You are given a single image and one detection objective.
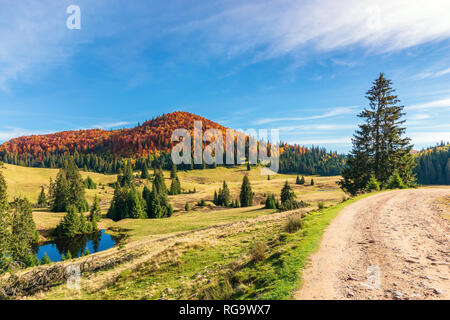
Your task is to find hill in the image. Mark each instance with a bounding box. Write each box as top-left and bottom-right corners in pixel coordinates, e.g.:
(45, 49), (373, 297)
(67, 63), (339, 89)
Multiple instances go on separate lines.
(413, 142), (450, 185)
(0, 111), (346, 175)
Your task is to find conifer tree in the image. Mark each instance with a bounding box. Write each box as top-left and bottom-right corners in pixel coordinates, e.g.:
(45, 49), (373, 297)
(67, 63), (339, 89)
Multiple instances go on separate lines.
(170, 163), (177, 179)
(310, 178), (314, 186)
(37, 186), (47, 207)
(141, 162), (149, 179)
(239, 176), (254, 207)
(41, 252), (52, 265)
(300, 176), (305, 185)
(296, 175), (301, 185)
(89, 194), (101, 224)
(339, 74), (415, 195)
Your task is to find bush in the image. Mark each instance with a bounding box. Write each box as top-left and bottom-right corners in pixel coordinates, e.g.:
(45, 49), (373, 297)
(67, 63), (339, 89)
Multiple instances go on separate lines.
(317, 201), (325, 210)
(279, 199), (308, 212)
(284, 215), (303, 233)
(265, 194), (277, 209)
(184, 202), (189, 211)
(385, 172), (407, 189)
(366, 176), (381, 192)
(249, 242), (266, 262)
(40, 253), (52, 265)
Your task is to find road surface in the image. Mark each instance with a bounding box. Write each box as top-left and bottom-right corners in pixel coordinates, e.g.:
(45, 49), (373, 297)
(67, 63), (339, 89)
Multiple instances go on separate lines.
(294, 189), (449, 300)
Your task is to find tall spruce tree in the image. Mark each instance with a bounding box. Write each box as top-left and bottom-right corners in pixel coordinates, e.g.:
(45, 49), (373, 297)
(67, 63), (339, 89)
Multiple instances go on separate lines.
(339, 74), (415, 195)
(50, 159), (88, 213)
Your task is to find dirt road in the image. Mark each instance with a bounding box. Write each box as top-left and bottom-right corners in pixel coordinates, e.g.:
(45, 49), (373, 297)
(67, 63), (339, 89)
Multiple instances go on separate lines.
(294, 188), (450, 300)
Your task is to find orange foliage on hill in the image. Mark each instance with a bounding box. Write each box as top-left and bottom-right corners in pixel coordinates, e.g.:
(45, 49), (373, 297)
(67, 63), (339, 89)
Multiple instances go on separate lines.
(0, 111), (231, 158)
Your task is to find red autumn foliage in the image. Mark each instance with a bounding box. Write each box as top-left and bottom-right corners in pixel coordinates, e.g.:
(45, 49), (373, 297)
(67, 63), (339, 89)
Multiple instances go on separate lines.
(0, 111), (231, 158)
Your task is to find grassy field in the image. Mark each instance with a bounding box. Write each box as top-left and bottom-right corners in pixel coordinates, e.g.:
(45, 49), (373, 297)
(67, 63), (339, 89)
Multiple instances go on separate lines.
(2, 164), (345, 243)
(1, 163), (355, 300)
(26, 193), (370, 300)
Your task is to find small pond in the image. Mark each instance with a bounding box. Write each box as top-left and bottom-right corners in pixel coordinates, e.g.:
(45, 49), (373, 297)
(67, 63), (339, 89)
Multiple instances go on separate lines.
(33, 230), (118, 263)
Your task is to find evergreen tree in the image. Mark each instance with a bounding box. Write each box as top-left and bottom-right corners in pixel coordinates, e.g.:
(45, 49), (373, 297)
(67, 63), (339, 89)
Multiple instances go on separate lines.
(127, 188), (146, 219)
(366, 176), (381, 192)
(339, 74), (415, 195)
(9, 198), (40, 264)
(141, 162), (149, 179)
(37, 186), (47, 207)
(169, 176), (181, 195)
(247, 162), (251, 171)
(385, 171), (407, 189)
(281, 181), (295, 204)
(310, 178), (314, 186)
(239, 176), (254, 207)
(213, 190), (218, 205)
(143, 186), (162, 219)
(153, 170), (167, 195)
(89, 194), (101, 225)
(296, 175), (301, 185)
(50, 159), (88, 213)
(265, 194), (277, 209)
(84, 176), (97, 189)
(118, 161), (134, 187)
(170, 163), (177, 179)
(185, 202), (189, 211)
(41, 252), (52, 265)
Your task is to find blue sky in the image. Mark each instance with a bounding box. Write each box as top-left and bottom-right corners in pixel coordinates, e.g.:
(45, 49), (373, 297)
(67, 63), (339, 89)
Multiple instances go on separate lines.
(1, 0), (450, 152)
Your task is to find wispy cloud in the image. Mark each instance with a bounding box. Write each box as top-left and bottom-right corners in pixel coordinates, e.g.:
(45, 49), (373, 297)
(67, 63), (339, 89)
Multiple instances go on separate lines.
(0, 127), (52, 142)
(177, 0), (450, 62)
(254, 107), (357, 125)
(408, 98), (450, 110)
(414, 67), (450, 80)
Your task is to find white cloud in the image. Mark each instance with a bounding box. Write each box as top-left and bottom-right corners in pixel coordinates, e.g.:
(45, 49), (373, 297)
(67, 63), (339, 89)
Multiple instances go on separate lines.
(288, 137), (351, 145)
(408, 98), (450, 110)
(254, 106), (357, 125)
(179, 0), (450, 61)
(414, 68), (450, 80)
(409, 131), (450, 144)
(0, 127), (52, 142)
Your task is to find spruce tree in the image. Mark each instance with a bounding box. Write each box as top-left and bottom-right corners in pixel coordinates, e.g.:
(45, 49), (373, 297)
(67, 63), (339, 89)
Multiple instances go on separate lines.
(339, 74), (415, 195)
(37, 186), (47, 207)
(170, 163), (177, 179)
(296, 175), (301, 185)
(239, 176), (254, 207)
(141, 162), (149, 179)
(0, 164), (10, 267)
(300, 176), (305, 185)
(89, 194), (101, 224)
(41, 252), (52, 265)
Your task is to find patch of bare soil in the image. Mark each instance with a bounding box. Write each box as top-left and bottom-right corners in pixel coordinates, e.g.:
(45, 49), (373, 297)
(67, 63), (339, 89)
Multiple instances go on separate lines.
(295, 189), (450, 300)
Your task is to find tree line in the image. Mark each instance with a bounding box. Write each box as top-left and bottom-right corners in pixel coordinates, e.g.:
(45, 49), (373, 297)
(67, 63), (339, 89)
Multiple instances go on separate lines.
(413, 142), (449, 185)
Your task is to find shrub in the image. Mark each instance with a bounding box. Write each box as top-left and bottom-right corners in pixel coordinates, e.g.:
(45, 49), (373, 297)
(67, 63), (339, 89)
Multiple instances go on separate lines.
(385, 172), (407, 189)
(284, 215), (303, 233)
(184, 202), (189, 211)
(249, 242), (266, 262)
(265, 194), (277, 209)
(366, 176), (381, 192)
(317, 201), (325, 210)
(40, 253), (52, 265)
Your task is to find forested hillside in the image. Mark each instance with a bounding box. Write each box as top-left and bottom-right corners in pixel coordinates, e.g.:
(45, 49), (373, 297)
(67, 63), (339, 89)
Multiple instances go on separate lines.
(413, 142), (450, 185)
(0, 111), (346, 176)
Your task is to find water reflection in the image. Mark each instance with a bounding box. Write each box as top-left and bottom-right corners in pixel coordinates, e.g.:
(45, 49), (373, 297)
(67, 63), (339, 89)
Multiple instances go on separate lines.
(34, 230), (117, 262)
